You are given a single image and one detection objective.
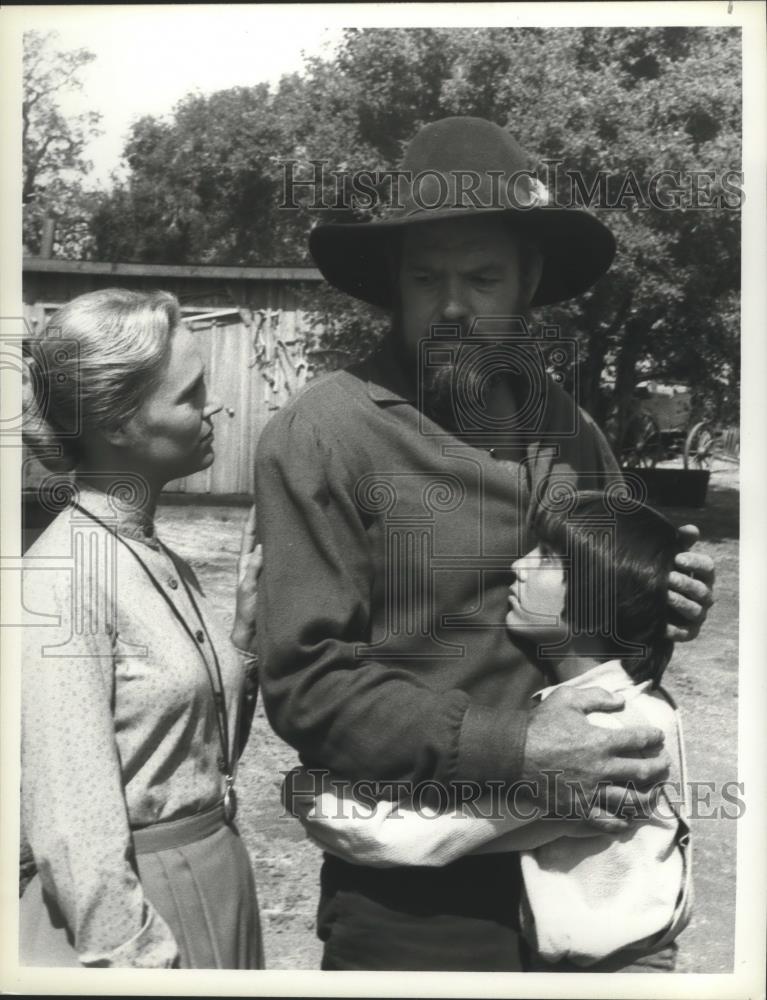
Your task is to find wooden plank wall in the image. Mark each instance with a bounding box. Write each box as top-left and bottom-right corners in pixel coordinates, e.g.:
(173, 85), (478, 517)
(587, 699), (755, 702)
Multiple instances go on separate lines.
(22, 278), (321, 496)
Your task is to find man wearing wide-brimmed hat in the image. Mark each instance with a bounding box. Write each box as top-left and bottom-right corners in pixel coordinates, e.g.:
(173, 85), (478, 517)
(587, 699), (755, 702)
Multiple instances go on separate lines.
(254, 117), (713, 971)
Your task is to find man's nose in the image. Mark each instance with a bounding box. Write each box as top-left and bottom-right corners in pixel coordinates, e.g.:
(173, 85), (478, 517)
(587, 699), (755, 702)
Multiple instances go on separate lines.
(438, 278), (469, 323)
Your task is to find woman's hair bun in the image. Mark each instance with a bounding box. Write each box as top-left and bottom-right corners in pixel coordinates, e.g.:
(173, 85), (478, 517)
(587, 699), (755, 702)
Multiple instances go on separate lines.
(21, 289), (180, 474)
(22, 347), (80, 472)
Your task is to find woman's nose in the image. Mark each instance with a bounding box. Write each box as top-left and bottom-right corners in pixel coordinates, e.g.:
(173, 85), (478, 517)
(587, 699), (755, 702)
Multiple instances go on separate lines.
(205, 396), (223, 418)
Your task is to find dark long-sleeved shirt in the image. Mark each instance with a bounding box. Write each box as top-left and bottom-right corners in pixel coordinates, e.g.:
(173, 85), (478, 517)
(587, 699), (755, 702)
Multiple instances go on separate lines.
(255, 347), (621, 792)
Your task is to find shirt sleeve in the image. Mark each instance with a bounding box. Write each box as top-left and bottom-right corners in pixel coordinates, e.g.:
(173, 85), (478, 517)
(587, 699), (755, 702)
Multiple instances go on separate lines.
(21, 561), (179, 968)
(286, 767), (592, 867)
(255, 407), (528, 790)
(289, 769), (542, 867)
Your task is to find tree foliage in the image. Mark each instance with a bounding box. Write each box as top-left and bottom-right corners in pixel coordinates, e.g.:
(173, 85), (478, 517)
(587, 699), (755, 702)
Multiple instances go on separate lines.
(23, 30), (103, 257)
(82, 28), (744, 424)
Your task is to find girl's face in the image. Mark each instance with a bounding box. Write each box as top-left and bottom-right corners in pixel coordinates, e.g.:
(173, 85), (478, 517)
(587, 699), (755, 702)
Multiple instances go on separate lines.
(506, 543), (568, 638)
(115, 325), (222, 484)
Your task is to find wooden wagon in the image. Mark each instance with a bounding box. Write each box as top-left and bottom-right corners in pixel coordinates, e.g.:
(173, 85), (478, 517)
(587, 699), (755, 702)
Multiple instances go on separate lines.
(619, 381), (739, 470)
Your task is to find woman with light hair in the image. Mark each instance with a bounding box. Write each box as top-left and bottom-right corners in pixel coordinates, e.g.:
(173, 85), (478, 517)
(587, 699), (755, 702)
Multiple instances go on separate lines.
(20, 288), (263, 968)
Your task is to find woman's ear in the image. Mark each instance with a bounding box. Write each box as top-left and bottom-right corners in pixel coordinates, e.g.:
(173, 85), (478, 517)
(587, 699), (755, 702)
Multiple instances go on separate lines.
(97, 420), (132, 448)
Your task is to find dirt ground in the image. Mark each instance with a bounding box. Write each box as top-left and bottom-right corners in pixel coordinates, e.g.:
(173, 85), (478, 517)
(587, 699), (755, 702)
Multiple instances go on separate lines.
(156, 461), (739, 973)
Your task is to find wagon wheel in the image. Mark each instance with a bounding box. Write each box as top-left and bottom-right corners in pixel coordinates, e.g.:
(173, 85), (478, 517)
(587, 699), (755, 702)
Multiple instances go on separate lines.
(683, 421), (714, 470)
(620, 412), (663, 468)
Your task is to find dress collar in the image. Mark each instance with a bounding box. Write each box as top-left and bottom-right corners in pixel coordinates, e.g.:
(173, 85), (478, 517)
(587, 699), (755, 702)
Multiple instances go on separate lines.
(71, 481), (160, 550)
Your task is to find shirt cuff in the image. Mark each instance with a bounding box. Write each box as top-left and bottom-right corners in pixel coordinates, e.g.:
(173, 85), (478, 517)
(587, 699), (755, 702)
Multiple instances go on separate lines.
(79, 904), (180, 968)
(454, 703), (529, 787)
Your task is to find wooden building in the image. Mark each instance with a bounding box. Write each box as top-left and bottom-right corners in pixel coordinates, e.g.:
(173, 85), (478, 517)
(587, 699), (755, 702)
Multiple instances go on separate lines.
(22, 257), (328, 497)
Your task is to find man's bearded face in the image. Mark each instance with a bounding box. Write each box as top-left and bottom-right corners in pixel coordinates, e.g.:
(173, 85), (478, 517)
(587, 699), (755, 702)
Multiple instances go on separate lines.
(393, 216), (537, 431)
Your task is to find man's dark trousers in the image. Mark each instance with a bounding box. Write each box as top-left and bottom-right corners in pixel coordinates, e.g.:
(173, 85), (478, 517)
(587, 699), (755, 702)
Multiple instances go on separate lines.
(317, 852), (528, 971)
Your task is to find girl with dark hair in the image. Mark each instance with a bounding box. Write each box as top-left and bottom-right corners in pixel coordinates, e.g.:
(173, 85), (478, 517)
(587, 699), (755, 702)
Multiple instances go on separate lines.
(516, 490), (681, 690)
(290, 489), (693, 971)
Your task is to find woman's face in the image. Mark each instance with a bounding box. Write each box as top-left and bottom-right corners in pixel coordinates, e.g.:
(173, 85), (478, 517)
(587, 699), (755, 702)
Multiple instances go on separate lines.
(506, 543), (568, 638)
(116, 325), (222, 484)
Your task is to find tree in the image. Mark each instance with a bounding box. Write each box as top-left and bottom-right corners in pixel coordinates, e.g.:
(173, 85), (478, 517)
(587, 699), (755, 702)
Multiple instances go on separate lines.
(91, 26), (741, 426)
(23, 30), (103, 257)
(425, 26), (741, 430)
(91, 87), (294, 264)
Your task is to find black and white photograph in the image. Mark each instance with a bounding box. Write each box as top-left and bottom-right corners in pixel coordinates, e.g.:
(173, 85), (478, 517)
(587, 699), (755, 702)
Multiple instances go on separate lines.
(1, 3), (765, 996)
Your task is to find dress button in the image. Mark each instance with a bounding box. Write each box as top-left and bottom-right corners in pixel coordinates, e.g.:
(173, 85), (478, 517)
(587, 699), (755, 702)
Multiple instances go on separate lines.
(488, 447), (497, 458)
(168, 578), (179, 590)
(195, 629), (205, 643)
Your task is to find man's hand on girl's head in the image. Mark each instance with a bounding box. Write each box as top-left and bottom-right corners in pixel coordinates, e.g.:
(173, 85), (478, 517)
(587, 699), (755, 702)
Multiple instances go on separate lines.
(667, 524), (715, 642)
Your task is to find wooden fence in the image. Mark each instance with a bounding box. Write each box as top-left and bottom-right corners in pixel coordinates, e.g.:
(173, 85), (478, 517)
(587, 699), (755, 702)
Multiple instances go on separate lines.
(22, 259), (328, 497)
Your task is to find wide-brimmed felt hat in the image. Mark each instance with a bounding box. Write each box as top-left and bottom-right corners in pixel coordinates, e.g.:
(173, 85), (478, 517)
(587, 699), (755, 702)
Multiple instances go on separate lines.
(308, 116), (616, 308)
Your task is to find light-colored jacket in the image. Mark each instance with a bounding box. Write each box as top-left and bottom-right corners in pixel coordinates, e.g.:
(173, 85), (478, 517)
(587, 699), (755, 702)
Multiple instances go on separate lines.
(290, 660), (692, 965)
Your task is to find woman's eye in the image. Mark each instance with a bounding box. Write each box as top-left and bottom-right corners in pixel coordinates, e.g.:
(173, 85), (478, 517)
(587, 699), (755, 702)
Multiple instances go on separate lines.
(184, 379), (205, 403)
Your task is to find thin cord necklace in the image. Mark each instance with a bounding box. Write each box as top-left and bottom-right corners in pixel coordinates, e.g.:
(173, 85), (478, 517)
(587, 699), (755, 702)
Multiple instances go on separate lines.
(70, 500), (239, 822)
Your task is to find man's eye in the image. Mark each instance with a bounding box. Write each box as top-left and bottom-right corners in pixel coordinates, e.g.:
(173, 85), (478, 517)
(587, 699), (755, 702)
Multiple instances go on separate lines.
(473, 275), (500, 288)
(410, 272), (435, 285)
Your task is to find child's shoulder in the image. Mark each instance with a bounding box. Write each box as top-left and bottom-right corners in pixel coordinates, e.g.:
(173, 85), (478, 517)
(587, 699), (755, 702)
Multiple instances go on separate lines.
(628, 683), (686, 778)
(634, 684), (680, 728)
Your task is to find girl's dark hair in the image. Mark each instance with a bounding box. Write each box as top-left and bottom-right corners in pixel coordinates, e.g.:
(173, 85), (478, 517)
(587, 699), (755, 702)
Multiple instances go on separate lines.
(533, 490), (685, 687)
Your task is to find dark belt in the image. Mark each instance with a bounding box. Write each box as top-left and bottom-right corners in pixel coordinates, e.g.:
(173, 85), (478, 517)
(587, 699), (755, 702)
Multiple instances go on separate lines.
(131, 801), (228, 854)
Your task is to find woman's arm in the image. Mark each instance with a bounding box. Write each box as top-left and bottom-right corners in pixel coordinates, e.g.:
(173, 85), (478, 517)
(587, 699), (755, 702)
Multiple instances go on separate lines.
(21, 561), (179, 967)
(230, 506), (262, 757)
(230, 505), (261, 655)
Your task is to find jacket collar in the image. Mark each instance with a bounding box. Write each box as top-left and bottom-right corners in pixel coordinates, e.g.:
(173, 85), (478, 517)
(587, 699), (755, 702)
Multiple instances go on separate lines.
(366, 380), (415, 405)
(354, 343), (418, 406)
(358, 339), (568, 418)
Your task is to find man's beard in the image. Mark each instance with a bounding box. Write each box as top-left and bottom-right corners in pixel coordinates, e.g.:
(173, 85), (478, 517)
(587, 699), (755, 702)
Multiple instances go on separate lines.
(421, 353), (507, 432)
(390, 314), (525, 434)
(388, 318), (467, 431)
